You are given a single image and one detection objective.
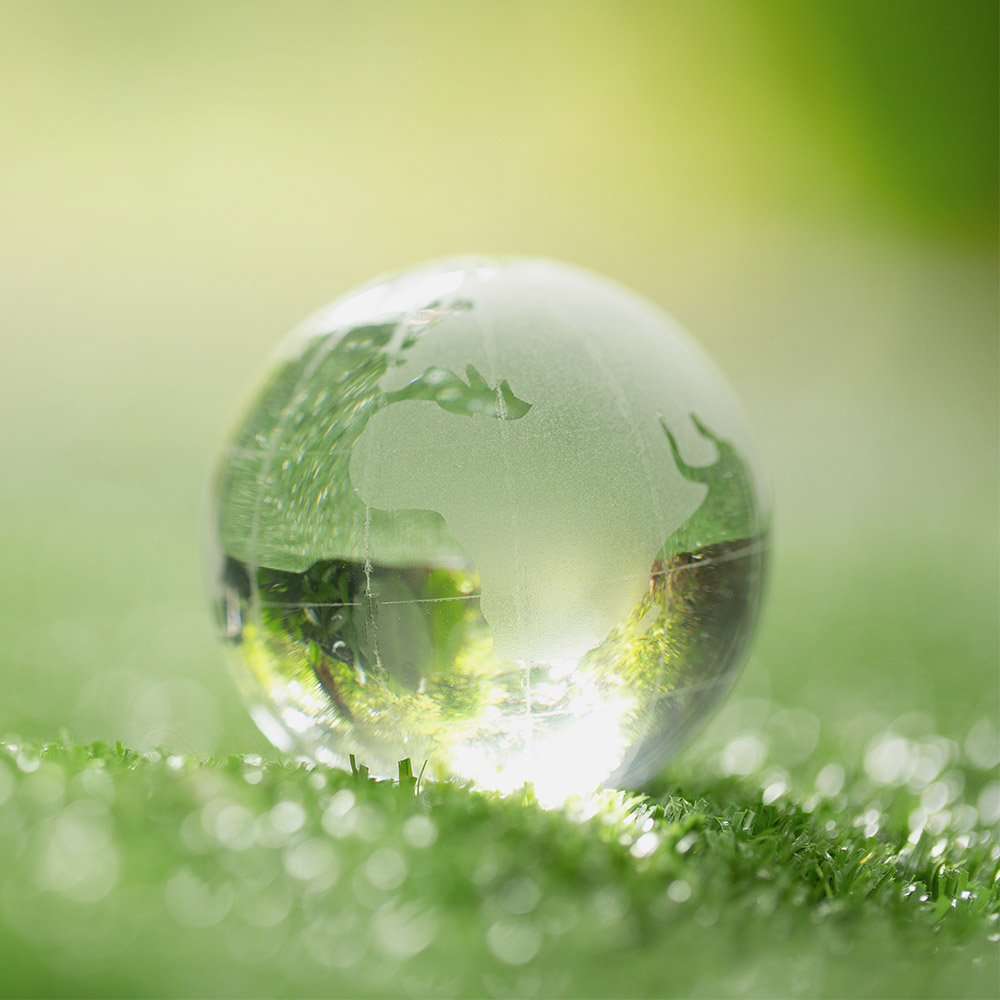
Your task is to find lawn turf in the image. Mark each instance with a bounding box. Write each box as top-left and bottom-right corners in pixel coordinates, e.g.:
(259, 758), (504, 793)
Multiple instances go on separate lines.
(0, 738), (995, 999)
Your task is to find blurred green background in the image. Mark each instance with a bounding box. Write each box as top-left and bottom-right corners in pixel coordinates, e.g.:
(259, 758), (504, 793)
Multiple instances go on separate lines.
(0, 0), (996, 781)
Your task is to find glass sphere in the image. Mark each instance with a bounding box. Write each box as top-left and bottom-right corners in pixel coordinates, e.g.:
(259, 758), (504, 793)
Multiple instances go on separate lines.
(209, 257), (769, 801)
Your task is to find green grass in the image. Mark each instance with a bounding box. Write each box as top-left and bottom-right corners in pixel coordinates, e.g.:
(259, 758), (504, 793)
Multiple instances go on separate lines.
(1, 738), (996, 999)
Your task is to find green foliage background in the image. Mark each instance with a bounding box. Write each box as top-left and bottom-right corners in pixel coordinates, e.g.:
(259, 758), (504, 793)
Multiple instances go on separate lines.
(0, 2), (996, 997)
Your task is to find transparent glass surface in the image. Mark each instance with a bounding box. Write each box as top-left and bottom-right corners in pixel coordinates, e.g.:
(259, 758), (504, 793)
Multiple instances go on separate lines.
(209, 257), (769, 801)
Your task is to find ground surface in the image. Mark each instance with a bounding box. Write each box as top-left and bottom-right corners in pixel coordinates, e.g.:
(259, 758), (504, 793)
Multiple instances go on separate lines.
(0, 731), (996, 999)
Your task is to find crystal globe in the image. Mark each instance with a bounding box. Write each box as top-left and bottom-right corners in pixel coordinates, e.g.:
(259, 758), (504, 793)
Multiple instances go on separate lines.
(209, 257), (769, 801)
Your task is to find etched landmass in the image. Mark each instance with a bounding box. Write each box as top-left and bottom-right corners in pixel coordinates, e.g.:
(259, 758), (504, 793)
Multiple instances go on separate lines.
(657, 412), (759, 553)
(350, 377), (710, 661)
(384, 364), (532, 420)
(219, 259), (763, 665)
